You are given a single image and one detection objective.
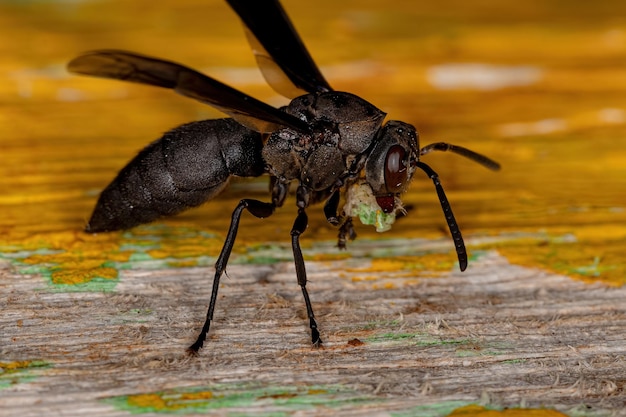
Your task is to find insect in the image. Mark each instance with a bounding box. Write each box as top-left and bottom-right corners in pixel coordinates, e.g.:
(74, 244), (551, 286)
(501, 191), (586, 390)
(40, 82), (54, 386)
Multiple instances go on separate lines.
(68, 0), (500, 353)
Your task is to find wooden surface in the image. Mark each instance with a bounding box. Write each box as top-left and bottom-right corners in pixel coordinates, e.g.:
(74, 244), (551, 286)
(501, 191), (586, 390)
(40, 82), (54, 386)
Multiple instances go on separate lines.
(2, 245), (626, 416)
(2, 0), (626, 416)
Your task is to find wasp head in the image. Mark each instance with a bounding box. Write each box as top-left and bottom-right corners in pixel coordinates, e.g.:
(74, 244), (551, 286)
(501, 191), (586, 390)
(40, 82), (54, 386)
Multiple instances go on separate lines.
(364, 120), (419, 214)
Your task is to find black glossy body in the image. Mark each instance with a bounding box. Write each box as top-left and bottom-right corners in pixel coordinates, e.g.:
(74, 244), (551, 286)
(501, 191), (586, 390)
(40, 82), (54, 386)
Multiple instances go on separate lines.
(68, 0), (499, 353)
(87, 119), (265, 232)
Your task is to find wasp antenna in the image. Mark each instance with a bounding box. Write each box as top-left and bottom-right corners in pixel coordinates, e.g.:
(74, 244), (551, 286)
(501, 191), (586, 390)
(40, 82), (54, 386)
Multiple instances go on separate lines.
(415, 161), (468, 271)
(420, 142), (501, 171)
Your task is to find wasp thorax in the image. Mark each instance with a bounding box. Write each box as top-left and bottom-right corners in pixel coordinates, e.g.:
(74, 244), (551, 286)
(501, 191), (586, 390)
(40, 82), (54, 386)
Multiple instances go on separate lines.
(287, 92), (386, 154)
(264, 91), (387, 189)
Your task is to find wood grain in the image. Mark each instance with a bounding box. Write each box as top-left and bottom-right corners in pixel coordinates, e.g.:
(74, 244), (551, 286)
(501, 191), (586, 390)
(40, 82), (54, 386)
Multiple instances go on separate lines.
(2, 246), (625, 416)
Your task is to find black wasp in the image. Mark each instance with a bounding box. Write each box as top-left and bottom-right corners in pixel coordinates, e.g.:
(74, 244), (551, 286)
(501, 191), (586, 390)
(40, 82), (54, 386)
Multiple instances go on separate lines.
(68, 0), (500, 353)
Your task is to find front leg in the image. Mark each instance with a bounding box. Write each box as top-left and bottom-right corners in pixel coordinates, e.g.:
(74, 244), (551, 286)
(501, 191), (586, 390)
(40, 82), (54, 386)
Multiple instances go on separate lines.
(323, 189), (342, 226)
(323, 189), (357, 249)
(337, 217), (357, 250)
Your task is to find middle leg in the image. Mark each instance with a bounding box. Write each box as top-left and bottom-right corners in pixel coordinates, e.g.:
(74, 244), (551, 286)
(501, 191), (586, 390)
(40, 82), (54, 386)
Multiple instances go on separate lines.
(290, 208), (322, 346)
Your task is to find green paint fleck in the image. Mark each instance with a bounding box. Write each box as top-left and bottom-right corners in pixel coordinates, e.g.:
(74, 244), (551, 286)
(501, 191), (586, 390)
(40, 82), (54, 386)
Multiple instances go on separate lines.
(103, 384), (378, 414)
(366, 332), (474, 347)
(0, 360), (51, 390)
(502, 359), (527, 364)
(45, 276), (119, 293)
(361, 319), (402, 331)
(570, 256), (613, 277)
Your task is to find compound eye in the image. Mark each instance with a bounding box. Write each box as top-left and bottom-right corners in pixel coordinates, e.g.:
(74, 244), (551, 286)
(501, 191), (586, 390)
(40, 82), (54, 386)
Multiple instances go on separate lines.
(384, 144), (408, 193)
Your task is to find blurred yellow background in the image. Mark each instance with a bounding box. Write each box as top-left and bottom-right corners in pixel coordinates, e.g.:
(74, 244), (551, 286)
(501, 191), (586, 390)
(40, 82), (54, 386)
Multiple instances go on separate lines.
(1, 0), (626, 285)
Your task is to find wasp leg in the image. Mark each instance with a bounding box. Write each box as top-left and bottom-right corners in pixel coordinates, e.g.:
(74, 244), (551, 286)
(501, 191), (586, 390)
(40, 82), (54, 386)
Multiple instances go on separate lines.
(290, 208), (322, 346)
(322, 190), (356, 249)
(188, 198), (275, 354)
(337, 217), (357, 250)
(323, 189), (341, 226)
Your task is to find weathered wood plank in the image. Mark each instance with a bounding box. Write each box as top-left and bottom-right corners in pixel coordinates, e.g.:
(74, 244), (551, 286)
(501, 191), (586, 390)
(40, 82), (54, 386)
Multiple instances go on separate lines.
(2, 248), (625, 416)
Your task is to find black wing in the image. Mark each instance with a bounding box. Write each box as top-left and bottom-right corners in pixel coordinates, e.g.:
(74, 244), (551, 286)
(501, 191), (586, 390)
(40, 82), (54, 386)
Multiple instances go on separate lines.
(226, 0), (333, 98)
(67, 50), (309, 134)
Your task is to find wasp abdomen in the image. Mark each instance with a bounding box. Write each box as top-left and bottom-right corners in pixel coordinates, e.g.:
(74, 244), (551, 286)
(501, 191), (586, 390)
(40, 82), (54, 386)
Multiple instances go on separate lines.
(86, 119), (265, 232)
